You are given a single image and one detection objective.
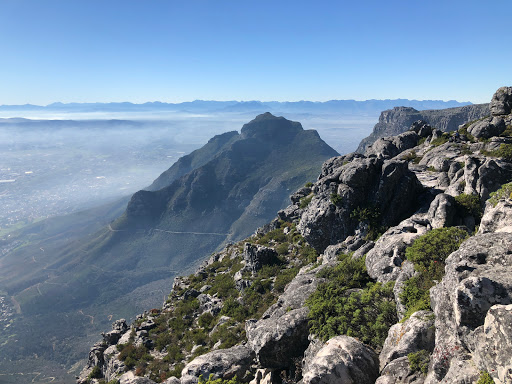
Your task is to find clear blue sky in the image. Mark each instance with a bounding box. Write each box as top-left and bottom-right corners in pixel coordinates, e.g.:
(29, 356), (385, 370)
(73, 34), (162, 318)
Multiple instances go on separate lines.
(0, 0), (510, 105)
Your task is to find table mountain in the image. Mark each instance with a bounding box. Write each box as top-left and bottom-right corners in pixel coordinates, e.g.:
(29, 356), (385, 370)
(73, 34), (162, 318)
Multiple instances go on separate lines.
(357, 103), (490, 153)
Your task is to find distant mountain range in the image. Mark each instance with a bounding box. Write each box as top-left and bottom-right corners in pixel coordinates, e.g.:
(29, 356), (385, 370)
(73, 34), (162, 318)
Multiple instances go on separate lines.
(0, 99), (471, 115)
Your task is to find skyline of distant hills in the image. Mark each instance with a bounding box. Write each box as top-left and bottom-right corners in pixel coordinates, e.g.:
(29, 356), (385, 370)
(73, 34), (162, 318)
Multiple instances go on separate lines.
(0, 98), (471, 115)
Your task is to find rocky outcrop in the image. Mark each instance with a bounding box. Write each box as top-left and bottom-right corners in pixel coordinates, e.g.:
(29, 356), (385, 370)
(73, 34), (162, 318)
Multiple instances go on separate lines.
(298, 156), (422, 252)
(478, 199), (512, 234)
(427, 233), (512, 383)
(301, 336), (379, 384)
(474, 304), (512, 384)
(180, 345), (255, 384)
(379, 311), (435, 371)
(467, 116), (505, 139)
(243, 243), (278, 273)
(490, 86), (512, 116)
(246, 267), (323, 369)
(365, 214), (430, 284)
(357, 103), (490, 153)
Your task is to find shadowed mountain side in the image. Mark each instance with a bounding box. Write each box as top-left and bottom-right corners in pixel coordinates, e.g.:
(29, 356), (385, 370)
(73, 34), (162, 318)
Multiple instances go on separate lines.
(147, 131), (239, 191)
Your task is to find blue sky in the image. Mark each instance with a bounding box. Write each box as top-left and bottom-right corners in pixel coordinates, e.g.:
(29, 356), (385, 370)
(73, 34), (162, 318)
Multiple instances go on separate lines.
(0, 0), (510, 105)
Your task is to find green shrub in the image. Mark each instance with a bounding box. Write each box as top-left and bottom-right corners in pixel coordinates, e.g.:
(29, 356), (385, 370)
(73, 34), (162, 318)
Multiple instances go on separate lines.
(477, 371), (495, 384)
(350, 205), (383, 240)
(330, 193), (343, 207)
(488, 182), (512, 206)
(430, 133), (450, 146)
(401, 227), (468, 319)
(88, 365), (102, 379)
(500, 125), (512, 137)
(274, 267), (299, 293)
(402, 151), (421, 163)
(304, 182), (313, 188)
(198, 374), (241, 384)
(408, 349), (430, 375)
(482, 143), (512, 160)
(307, 254), (396, 349)
(198, 312), (216, 330)
(299, 194), (313, 209)
(454, 193), (482, 220)
(298, 245), (318, 264)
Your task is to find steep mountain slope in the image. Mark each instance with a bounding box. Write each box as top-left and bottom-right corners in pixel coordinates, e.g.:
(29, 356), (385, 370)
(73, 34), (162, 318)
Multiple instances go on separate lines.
(0, 113), (338, 382)
(356, 103), (490, 153)
(80, 87), (512, 384)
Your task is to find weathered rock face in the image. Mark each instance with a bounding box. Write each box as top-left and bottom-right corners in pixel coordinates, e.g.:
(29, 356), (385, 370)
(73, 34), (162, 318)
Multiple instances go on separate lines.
(301, 336), (379, 384)
(467, 116), (505, 139)
(365, 214), (430, 284)
(474, 304), (512, 384)
(246, 307), (310, 369)
(380, 311), (435, 371)
(479, 199), (512, 234)
(376, 356), (425, 384)
(490, 86), (512, 116)
(246, 267), (323, 369)
(427, 233), (512, 383)
(180, 345), (255, 384)
(243, 243), (278, 273)
(298, 155), (422, 252)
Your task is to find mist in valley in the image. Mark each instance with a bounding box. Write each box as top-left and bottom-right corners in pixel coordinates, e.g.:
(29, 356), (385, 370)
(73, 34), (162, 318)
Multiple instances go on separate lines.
(0, 110), (377, 235)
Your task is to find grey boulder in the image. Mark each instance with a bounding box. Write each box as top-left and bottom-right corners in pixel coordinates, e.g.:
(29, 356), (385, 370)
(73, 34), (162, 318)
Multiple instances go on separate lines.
(301, 335), (379, 384)
(180, 345), (255, 384)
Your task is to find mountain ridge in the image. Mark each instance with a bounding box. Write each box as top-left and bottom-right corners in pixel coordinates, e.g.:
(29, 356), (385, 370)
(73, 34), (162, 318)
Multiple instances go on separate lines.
(78, 86), (512, 384)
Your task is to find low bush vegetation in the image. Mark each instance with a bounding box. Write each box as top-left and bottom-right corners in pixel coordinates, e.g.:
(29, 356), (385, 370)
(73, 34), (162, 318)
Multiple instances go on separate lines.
(488, 182), (512, 206)
(482, 143), (512, 160)
(330, 193), (343, 206)
(400, 228), (468, 319)
(477, 371), (495, 384)
(407, 349), (430, 375)
(299, 194), (313, 209)
(350, 205), (383, 240)
(454, 193), (482, 220)
(307, 254), (396, 349)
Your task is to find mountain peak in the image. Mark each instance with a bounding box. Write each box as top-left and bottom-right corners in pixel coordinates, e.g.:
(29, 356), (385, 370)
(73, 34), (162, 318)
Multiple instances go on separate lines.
(240, 112), (303, 142)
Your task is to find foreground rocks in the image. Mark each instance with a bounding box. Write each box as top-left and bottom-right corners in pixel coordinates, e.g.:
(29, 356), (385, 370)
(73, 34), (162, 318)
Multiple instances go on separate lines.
(301, 336), (379, 384)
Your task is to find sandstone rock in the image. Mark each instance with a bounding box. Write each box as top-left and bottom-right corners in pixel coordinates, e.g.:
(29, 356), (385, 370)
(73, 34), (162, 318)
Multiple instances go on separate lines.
(119, 371), (156, 384)
(479, 199), (512, 234)
(197, 293), (223, 316)
(393, 260), (417, 320)
(427, 194), (455, 229)
(243, 243), (278, 273)
(301, 335), (379, 384)
(467, 116), (505, 139)
(428, 233), (512, 382)
(376, 356), (425, 384)
(246, 307), (309, 369)
(410, 120), (433, 138)
(474, 304), (512, 384)
(291, 187), (313, 204)
(299, 156), (421, 252)
(490, 86), (512, 116)
(180, 345), (254, 384)
(366, 214), (430, 283)
(380, 311), (435, 371)
(164, 378), (181, 384)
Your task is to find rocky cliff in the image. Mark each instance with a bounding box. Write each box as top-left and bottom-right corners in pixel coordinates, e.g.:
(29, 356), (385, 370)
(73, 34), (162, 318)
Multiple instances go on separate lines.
(356, 103), (490, 153)
(79, 87), (512, 384)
